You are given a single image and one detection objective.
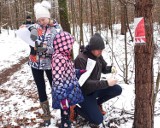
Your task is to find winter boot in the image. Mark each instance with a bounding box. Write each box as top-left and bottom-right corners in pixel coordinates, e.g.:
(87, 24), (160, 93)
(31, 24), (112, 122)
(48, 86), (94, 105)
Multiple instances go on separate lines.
(40, 100), (51, 126)
(61, 108), (71, 128)
(69, 105), (76, 122)
(98, 104), (107, 115)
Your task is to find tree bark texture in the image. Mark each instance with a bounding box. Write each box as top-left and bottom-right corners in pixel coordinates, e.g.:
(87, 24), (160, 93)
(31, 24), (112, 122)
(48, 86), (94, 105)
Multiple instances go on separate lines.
(58, 0), (71, 33)
(133, 0), (154, 128)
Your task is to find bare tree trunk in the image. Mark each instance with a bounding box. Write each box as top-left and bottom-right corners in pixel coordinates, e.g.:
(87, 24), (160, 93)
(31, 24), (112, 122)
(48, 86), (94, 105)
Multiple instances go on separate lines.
(124, 31), (128, 83)
(90, 0), (93, 36)
(0, 1), (1, 34)
(107, 0), (112, 33)
(79, 0), (84, 46)
(125, 5), (133, 42)
(103, 0), (108, 29)
(14, 0), (19, 29)
(85, 0), (89, 25)
(133, 0), (154, 128)
(8, 2), (13, 30)
(96, 0), (101, 32)
(22, 0), (26, 20)
(70, 0), (75, 36)
(120, 3), (126, 35)
(112, 1), (116, 24)
(122, 3), (128, 83)
(58, 0), (71, 33)
(153, 71), (160, 108)
(31, 0), (34, 20)
(107, 0), (114, 64)
(70, 0), (78, 38)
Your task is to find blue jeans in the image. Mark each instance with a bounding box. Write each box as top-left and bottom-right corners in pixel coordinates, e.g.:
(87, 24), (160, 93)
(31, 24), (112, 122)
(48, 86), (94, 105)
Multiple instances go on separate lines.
(76, 84), (122, 125)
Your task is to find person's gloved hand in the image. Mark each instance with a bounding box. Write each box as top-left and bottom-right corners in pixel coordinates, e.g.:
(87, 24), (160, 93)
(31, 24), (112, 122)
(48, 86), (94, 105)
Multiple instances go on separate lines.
(111, 66), (117, 74)
(60, 99), (69, 110)
(35, 41), (47, 53)
(28, 26), (38, 41)
(75, 69), (86, 79)
(107, 78), (117, 86)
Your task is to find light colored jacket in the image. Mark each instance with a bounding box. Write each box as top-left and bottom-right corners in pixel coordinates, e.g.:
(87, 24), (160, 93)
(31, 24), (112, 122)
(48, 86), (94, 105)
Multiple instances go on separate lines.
(28, 20), (62, 70)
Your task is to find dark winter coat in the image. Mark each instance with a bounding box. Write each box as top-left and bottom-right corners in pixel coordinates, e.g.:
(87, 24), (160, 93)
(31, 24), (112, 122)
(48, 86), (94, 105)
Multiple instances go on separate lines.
(51, 32), (84, 109)
(23, 21), (34, 25)
(74, 46), (112, 95)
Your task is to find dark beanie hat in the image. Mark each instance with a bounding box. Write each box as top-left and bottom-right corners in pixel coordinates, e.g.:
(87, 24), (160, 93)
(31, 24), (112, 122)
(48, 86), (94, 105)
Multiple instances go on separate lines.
(88, 33), (105, 50)
(26, 16), (31, 19)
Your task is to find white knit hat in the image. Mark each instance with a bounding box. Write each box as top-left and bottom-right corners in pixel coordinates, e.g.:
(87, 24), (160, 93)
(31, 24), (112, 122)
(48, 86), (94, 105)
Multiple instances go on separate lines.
(34, 1), (51, 20)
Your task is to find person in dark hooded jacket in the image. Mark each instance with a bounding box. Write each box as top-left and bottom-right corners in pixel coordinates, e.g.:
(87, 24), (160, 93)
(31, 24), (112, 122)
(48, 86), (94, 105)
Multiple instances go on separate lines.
(74, 33), (122, 128)
(23, 15), (34, 25)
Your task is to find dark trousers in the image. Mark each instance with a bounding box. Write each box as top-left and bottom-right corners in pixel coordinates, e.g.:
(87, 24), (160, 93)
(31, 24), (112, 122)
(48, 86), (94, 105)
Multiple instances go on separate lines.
(76, 84), (122, 125)
(31, 67), (52, 102)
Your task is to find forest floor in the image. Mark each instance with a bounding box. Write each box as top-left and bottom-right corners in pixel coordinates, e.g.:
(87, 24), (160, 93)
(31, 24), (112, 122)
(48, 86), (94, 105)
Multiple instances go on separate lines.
(0, 57), (131, 128)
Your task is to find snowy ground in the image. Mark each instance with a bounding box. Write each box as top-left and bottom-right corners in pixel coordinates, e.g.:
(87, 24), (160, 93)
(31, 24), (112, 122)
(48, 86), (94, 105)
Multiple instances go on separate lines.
(0, 28), (160, 128)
